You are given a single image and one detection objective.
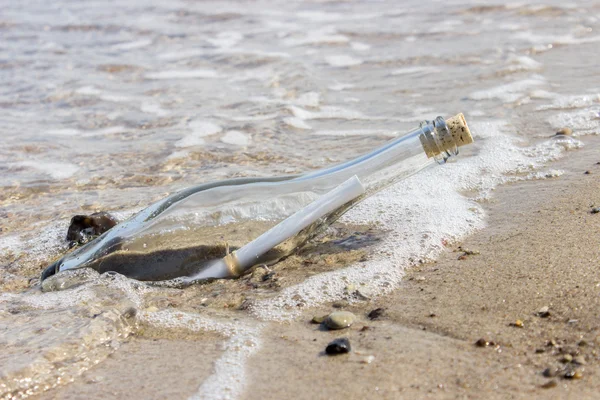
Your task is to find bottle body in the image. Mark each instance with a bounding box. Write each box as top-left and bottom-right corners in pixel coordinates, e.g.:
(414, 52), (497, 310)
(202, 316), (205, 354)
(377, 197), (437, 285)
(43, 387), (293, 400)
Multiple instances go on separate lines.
(42, 115), (472, 285)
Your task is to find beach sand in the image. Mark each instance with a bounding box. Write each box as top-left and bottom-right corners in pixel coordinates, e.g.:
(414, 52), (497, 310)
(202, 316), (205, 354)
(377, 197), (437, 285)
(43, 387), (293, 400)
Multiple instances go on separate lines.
(35, 136), (600, 399)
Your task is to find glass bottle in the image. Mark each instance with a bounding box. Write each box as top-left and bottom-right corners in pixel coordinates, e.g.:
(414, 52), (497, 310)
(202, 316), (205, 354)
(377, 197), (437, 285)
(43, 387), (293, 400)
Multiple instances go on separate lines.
(41, 114), (472, 286)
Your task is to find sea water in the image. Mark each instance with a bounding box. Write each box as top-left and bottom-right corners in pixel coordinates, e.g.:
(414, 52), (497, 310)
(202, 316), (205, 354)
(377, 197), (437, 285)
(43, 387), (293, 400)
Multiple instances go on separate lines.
(0, 0), (599, 398)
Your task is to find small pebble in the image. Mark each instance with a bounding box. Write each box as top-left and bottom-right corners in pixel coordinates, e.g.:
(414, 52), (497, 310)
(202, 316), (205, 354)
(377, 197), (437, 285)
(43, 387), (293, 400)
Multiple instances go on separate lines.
(509, 319), (524, 328)
(538, 306), (551, 318)
(475, 338), (489, 347)
(355, 288), (372, 300)
(577, 340), (588, 347)
(325, 337), (351, 355)
(325, 311), (356, 330)
(591, 207), (600, 214)
(361, 355), (375, 364)
(563, 369), (583, 380)
(541, 380), (557, 389)
(584, 170), (591, 175)
(573, 355), (586, 365)
(535, 348), (546, 354)
(367, 308), (385, 320)
(560, 354), (573, 363)
(311, 315), (327, 324)
(121, 307), (137, 319)
(555, 127), (572, 136)
(542, 367), (560, 378)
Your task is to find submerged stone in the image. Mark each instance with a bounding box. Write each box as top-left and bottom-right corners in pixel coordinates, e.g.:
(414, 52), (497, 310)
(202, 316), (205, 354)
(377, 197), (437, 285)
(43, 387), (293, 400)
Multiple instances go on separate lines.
(325, 338), (351, 355)
(325, 311), (356, 330)
(66, 212), (118, 243)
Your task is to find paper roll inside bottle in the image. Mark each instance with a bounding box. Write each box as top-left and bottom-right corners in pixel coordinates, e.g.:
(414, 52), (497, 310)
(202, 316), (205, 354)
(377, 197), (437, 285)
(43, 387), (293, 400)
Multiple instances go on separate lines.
(420, 113), (473, 158)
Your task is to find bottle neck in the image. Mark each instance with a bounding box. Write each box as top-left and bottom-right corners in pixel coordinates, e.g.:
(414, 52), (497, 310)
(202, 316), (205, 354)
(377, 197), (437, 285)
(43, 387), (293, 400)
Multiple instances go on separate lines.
(419, 116), (459, 164)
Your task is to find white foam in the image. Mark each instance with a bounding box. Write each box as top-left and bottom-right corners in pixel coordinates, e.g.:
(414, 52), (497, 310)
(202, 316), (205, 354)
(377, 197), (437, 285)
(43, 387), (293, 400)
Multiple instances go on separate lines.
(390, 66), (440, 76)
(12, 160), (79, 180)
(288, 105), (369, 120)
(502, 55), (542, 72)
(251, 119), (583, 320)
(537, 93), (600, 111)
(547, 109), (600, 135)
(514, 31), (600, 46)
(468, 77), (546, 103)
(313, 129), (396, 137)
(283, 117), (312, 130)
(45, 128), (82, 136)
(228, 113), (278, 122)
(295, 11), (343, 22)
(145, 70), (220, 80)
(157, 49), (206, 60)
(141, 310), (262, 400)
(175, 135), (205, 148)
(328, 82), (355, 91)
(295, 92), (320, 107)
(283, 31), (349, 46)
(325, 55), (363, 67)
(140, 102), (169, 116)
(221, 130), (250, 146)
(111, 39), (152, 51)
(206, 31), (244, 48)
(175, 121), (222, 148)
(350, 42), (371, 51)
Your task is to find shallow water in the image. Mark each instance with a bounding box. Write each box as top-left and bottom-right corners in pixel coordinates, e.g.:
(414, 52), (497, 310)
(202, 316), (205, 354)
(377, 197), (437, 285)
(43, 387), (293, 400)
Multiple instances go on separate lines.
(1, 0), (599, 398)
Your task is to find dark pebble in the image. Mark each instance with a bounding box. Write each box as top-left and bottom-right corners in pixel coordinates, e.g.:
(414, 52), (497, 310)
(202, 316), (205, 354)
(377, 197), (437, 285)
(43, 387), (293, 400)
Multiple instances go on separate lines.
(121, 307), (137, 319)
(542, 367), (560, 378)
(541, 380), (557, 389)
(475, 338), (488, 347)
(66, 212), (118, 243)
(537, 306), (551, 318)
(591, 207), (600, 214)
(325, 338), (351, 355)
(367, 308), (385, 320)
(555, 127), (572, 136)
(584, 171), (591, 175)
(563, 369), (583, 380)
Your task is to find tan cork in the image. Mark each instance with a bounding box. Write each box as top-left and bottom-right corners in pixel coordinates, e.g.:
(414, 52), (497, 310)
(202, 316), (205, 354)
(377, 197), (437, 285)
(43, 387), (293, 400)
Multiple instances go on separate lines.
(445, 113), (473, 147)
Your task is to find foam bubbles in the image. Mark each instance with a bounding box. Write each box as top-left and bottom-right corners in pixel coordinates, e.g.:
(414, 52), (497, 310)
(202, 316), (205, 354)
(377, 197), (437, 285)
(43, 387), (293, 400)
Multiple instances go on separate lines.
(283, 117), (312, 130)
(548, 110), (600, 135)
(468, 77), (546, 103)
(288, 105), (369, 120)
(176, 121), (222, 148)
(390, 66), (440, 76)
(325, 55), (363, 67)
(221, 130), (250, 146)
(145, 70), (220, 80)
(111, 39), (153, 51)
(11, 160), (79, 180)
(141, 310), (263, 400)
(313, 129), (395, 137)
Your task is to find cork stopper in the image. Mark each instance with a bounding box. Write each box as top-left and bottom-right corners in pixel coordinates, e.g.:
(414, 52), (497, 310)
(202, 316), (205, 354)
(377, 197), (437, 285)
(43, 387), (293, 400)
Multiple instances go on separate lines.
(445, 113), (473, 147)
(420, 113), (473, 158)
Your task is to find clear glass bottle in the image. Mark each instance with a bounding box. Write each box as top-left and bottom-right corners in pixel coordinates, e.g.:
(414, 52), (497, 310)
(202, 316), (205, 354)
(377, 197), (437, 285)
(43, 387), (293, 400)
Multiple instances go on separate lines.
(42, 114), (472, 285)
